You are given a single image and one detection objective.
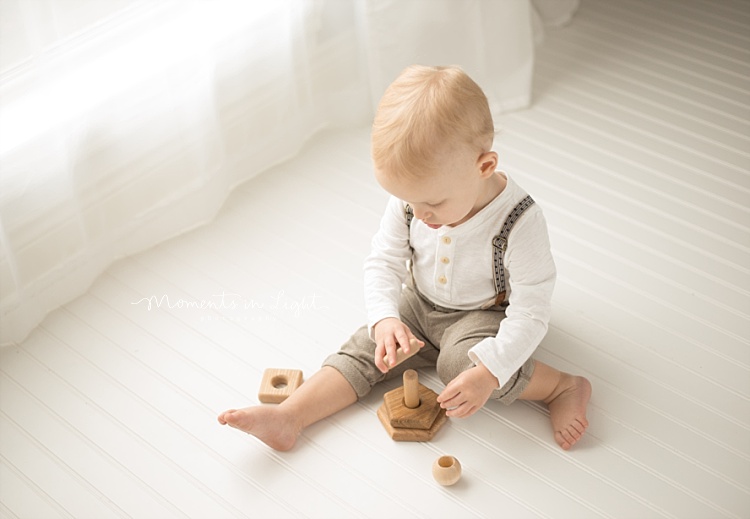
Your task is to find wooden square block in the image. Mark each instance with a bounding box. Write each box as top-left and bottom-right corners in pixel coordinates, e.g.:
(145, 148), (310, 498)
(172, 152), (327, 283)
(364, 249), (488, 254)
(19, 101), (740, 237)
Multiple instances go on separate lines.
(258, 368), (303, 403)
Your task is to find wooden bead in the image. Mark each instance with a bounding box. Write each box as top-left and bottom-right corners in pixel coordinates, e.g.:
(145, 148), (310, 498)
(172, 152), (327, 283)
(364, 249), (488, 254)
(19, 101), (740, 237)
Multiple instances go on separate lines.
(432, 455), (462, 486)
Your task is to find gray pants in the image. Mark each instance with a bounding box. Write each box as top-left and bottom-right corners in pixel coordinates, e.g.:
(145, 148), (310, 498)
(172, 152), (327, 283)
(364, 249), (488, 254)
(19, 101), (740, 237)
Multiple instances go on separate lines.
(323, 286), (534, 404)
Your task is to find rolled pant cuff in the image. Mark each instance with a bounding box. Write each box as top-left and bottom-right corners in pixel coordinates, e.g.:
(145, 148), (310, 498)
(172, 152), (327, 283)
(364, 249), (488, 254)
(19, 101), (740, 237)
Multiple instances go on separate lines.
(491, 357), (535, 405)
(322, 353), (378, 399)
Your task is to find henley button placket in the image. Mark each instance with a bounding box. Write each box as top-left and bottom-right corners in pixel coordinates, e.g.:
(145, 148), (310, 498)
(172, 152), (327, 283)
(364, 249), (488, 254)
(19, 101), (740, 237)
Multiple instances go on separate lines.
(436, 232), (454, 295)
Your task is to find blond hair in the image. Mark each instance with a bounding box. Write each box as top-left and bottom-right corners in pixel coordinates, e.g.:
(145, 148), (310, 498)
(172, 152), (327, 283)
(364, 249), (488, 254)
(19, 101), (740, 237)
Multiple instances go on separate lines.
(371, 65), (494, 178)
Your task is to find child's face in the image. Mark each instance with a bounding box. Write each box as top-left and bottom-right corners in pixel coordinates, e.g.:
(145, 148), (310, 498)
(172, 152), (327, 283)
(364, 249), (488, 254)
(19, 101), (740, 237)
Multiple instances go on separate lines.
(375, 147), (499, 229)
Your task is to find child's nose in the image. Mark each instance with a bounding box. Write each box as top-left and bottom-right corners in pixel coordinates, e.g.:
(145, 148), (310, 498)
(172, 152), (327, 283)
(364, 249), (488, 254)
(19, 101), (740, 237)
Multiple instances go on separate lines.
(413, 206), (432, 221)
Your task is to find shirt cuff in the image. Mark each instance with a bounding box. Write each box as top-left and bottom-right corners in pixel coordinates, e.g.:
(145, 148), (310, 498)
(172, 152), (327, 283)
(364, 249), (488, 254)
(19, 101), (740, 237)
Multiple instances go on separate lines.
(468, 337), (518, 389)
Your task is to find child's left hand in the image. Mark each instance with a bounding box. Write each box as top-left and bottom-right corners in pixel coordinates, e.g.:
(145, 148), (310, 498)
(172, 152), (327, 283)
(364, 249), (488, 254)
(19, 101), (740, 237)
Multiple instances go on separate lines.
(437, 363), (499, 418)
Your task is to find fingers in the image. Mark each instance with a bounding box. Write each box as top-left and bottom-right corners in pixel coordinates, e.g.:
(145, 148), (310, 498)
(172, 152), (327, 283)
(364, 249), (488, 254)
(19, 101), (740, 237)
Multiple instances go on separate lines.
(375, 333), (402, 373)
(374, 320), (425, 373)
(437, 370), (488, 419)
(446, 403), (477, 419)
(436, 383), (456, 405)
(383, 334), (399, 370)
(438, 390), (477, 418)
(437, 384), (462, 412)
(374, 343), (388, 373)
(401, 332), (415, 351)
(408, 335), (425, 351)
(375, 342), (392, 373)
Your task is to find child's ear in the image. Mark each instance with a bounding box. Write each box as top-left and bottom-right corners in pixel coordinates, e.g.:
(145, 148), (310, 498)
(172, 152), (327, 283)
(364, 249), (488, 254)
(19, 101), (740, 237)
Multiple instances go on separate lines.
(477, 151), (498, 177)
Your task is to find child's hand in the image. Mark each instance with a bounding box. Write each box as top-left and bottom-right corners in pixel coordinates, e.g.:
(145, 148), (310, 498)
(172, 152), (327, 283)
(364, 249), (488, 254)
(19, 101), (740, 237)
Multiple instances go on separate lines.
(437, 363), (499, 418)
(373, 317), (424, 373)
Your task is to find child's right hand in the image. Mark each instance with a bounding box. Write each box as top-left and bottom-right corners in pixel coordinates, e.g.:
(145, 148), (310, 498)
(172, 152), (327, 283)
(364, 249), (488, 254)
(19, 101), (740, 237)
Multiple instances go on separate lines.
(373, 317), (424, 373)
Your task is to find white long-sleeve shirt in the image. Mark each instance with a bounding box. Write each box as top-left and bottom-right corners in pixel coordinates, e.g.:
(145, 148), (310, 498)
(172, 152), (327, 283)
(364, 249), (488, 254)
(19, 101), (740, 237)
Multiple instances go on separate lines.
(363, 173), (556, 387)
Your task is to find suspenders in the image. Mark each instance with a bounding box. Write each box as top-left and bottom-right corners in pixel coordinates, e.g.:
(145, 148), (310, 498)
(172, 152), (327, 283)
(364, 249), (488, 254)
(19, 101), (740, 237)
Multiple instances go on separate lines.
(404, 195), (535, 306)
(491, 195), (535, 305)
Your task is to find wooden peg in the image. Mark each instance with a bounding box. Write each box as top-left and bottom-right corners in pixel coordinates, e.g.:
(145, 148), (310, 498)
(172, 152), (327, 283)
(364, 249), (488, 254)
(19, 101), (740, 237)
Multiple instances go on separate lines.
(382, 338), (422, 369)
(403, 369), (420, 409)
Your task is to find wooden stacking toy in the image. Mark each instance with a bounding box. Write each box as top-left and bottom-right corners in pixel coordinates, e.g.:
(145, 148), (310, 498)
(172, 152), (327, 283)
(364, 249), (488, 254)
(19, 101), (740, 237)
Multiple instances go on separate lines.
(377, 368), (448, 441)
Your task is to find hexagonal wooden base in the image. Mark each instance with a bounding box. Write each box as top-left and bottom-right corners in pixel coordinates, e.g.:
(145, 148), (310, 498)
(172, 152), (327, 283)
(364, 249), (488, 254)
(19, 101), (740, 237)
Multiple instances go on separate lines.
(382, 384), (442, 429)
(378, 382), (448, 442)
(377, 403), (447, 442)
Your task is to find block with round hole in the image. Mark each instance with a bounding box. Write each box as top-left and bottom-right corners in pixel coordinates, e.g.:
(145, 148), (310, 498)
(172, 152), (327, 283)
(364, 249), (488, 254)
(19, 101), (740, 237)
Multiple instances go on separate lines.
(258, 368), (303, 403)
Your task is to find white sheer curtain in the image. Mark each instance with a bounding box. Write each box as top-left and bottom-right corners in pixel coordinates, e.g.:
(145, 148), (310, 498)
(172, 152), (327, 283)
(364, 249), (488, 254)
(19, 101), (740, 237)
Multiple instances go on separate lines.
(0, 0), (576, 346)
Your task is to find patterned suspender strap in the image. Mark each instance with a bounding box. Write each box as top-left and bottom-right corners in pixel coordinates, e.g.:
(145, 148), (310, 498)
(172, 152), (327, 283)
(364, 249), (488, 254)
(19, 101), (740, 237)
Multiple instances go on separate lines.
(492, 195), (535, 305)
(404, 203), (414, 228)
(404, 203), (415, 264)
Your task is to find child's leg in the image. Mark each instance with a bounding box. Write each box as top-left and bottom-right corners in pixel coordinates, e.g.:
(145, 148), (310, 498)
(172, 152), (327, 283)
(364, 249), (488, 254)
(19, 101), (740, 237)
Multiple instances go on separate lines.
(517, 360), (591, 450)
(435, 309), (591, 450)
(218, 366), (356, 451)
(218, 293), (438, 451)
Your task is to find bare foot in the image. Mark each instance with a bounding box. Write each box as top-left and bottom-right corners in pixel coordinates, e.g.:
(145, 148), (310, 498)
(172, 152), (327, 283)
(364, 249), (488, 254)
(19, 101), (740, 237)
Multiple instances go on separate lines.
(545, 375), (592, 450)
(218, 406), (301, 451)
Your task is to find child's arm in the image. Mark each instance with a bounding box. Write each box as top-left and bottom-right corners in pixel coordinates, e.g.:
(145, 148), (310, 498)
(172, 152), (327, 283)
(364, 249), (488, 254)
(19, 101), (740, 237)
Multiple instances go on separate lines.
(363, 197), (411, 317)
(363, 197), (417, 370)
(468, 209), (556, 390)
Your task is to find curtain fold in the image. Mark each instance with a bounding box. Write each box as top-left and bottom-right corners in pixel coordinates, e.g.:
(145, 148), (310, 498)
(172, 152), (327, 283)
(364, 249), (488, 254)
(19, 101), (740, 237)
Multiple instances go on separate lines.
(0, 0), (576, 347)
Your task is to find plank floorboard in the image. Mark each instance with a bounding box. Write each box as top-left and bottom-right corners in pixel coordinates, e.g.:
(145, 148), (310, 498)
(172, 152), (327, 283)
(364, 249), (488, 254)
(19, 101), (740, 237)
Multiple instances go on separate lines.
(2, 0), (748, 517)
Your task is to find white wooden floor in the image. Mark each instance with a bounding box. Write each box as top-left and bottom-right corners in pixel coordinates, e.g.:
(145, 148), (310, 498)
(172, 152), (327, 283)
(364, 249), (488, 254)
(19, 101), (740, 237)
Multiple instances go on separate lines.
(2, 0), (749, 517)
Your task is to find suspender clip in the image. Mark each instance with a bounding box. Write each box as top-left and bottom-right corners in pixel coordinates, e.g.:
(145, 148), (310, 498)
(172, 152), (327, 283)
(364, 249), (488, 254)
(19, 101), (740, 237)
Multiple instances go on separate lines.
(492, 236), (507, 252)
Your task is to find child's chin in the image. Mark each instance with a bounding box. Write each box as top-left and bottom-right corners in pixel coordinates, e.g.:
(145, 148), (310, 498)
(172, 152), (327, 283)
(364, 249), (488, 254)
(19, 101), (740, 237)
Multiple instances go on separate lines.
(425, 223), (442, 229)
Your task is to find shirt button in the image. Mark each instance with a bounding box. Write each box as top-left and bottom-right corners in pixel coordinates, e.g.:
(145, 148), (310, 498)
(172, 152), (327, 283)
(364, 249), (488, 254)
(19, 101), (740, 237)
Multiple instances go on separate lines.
(441, 257), (450, 264)
(442, 236), (452, 245)
(438, 275), (448, 284)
